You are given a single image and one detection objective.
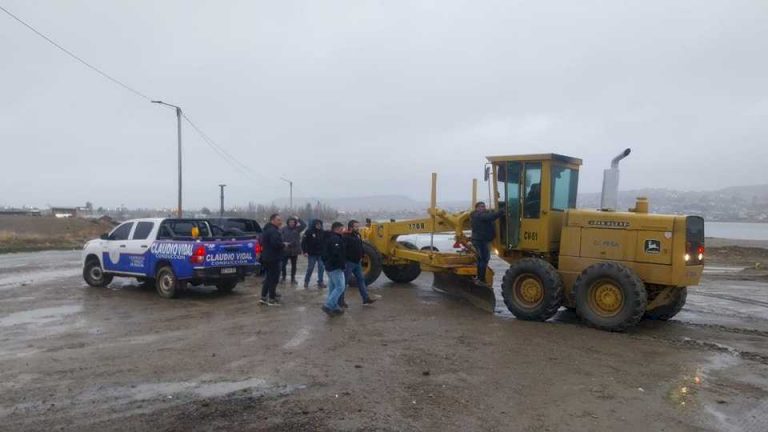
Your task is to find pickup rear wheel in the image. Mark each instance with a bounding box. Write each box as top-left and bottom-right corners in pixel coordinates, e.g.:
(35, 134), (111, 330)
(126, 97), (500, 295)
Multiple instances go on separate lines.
(216, 279), (238, 293)
(155, 266), (182, 299)
(83, 258), (113, 287)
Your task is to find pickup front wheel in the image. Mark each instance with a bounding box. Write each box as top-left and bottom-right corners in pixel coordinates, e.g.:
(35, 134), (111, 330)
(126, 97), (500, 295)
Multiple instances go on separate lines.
(83, 258), (113, 288)
(155, 266), (182, 299)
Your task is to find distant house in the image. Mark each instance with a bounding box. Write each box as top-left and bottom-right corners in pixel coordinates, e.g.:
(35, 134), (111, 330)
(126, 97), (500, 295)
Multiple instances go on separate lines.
(51, 207), (80, 218)
(0, 208), (42, 216)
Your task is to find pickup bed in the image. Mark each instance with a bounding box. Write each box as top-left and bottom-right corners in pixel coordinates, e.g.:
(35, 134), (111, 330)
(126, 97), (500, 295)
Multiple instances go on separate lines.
(82, 218), (261, 298)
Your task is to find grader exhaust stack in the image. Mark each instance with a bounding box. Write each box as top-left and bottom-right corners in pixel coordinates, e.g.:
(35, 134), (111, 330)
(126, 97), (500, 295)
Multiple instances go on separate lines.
(600, 148), (631, 211)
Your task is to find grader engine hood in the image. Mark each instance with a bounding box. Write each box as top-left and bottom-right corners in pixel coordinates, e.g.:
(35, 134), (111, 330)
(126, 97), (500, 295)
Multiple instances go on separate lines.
(564, 210), (677, 265)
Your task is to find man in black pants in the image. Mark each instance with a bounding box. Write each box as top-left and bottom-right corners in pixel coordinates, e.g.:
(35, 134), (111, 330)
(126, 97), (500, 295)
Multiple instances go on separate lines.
(470, 202), (502, 287)
(260, 213), (285, 306)
(280, 216), (306, 285)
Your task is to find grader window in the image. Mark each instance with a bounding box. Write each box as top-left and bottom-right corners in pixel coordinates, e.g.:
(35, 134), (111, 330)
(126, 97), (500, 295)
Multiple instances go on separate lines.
(551, 165), (579, 211)
(523, 163), (542, 218)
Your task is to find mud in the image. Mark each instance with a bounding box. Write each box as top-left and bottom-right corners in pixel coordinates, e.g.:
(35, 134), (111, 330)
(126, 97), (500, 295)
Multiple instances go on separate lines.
(1, 251), (767, 431)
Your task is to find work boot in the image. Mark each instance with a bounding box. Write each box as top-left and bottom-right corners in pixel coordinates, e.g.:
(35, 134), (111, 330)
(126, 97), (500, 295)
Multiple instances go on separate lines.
(362, 298), (377, 306)
(318, 282), (326, 289)
(259, 297), (268, 306)
(339, 300), (349, 309)
(291, 278), (298, 286)
(304, 281), (309, 289)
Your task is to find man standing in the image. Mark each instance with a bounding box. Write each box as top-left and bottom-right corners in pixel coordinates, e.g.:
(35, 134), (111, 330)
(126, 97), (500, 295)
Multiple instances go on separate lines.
(301, 219), (326, 289)
(341, 220), (377, 306)
(321, 222), (346, 317)
(470, 202), (502, 287)
(260, 213), (285, 305)
(280, 216), (307, 285)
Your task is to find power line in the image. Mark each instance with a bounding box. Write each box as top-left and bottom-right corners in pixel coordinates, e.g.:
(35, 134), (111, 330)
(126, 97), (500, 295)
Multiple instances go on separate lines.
(2, 4), (276, 186)
(181, 113), (275, 183)
(0, 4), (152, 101)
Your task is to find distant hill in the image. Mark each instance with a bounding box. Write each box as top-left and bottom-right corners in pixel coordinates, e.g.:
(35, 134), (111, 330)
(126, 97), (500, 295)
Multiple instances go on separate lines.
(577, 185), (768, 222)
(272, 195), (471, 212)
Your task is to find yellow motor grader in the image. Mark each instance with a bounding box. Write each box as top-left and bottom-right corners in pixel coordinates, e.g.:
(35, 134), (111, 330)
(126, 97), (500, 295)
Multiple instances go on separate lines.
(356, 149), (705, 331)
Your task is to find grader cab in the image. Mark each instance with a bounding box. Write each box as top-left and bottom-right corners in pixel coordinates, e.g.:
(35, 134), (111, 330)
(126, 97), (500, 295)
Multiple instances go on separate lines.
(359, 149), (705, 331)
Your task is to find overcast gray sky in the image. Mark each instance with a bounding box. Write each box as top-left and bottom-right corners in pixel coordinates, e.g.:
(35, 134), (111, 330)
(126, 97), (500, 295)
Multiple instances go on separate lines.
(2, 0), (767, 209)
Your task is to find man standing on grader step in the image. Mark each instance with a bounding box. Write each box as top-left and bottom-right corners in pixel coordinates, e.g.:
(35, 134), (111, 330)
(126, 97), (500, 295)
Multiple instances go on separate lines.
(321, 222), (347, 316)
(260, 213), (285, 306)
(341, 220), (377, 307)
(470, 201), (502, 287)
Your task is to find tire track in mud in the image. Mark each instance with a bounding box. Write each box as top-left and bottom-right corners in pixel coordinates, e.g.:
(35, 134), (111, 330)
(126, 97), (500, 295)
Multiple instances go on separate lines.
(627, 330), (768, 366)
(689, 291), (768, 309)
(665, 321), (768, 338)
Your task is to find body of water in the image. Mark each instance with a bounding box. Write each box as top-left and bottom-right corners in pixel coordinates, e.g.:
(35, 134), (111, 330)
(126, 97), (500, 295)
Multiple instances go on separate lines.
(705, 222), (768, 241)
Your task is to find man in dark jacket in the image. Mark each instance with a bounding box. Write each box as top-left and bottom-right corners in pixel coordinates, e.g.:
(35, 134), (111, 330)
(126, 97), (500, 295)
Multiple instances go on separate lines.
(470, 202), (502, 286)
(260, 213), (285, 305)
(301, 219), (326, 289)
(321, 222), (346, 316)
(280, 216), (307, 285)
(341, 220), (376, 306)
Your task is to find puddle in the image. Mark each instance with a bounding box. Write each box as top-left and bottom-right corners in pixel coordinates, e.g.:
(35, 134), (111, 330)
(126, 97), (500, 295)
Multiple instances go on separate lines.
(668, 353), (768, 431)
(0, 304), (82, 327)
(83, 377), (304, 404)
(703, 266), (744, 274)
(0, 268), (80, 290)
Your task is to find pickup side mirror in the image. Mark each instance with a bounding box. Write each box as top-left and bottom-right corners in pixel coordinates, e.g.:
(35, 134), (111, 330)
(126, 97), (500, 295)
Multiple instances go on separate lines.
(100, 233), (109, 240)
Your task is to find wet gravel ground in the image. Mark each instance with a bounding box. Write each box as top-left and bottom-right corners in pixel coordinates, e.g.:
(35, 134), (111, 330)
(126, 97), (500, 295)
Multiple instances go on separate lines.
(1, 251), (767, 431)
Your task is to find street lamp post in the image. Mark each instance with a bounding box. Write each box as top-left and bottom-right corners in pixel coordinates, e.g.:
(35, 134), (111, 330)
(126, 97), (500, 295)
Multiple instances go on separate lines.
(219, 184), (226, 216)
(280, 177), (293, 209)
(152, 100), (183, 218)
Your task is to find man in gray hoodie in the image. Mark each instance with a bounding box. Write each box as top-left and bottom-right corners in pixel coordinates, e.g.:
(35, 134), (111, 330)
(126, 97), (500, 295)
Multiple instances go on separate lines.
(280, 216), (307, 285)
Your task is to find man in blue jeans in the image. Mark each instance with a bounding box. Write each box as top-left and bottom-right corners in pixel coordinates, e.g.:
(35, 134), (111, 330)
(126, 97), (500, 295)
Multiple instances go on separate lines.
(341, 220), (377, 307)
(321, 222), (347, 317)
(470, 201), (502, 287)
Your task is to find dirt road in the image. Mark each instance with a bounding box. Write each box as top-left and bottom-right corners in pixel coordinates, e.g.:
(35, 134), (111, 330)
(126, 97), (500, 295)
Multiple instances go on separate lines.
(1, 251), (767, 431)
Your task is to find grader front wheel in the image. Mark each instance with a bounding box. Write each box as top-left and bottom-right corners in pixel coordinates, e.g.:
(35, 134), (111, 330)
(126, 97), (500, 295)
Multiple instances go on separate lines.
(351, 241), (383, 287)
(501, 258), (563, 321)
(382, 241), (422, 284)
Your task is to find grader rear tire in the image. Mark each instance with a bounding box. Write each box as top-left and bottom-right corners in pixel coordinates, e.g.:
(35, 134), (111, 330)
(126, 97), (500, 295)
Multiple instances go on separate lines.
(501, 258), (563, 321)
(574, 262), (647, 332)
(644, 287), (687, 321)
(350, 241), (383, 287)
(382, 241), (422, 284)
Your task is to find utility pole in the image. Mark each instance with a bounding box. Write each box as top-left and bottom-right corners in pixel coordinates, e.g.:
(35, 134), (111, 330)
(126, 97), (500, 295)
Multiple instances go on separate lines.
(152, 100), (183, 218)
(218, 184), (226, 216)
(280, 177), (293, 209)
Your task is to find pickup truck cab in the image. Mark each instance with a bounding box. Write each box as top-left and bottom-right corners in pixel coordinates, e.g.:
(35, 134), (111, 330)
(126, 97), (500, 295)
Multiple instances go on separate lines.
(82, 218), (261, 298)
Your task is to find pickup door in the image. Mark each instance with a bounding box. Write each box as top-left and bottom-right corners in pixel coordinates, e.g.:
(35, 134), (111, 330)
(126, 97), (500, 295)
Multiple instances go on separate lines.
(102, 221), (137, 274)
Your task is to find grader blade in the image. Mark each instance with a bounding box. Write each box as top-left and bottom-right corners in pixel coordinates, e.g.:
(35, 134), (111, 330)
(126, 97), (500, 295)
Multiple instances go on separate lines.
(432, 272), (496, 313)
